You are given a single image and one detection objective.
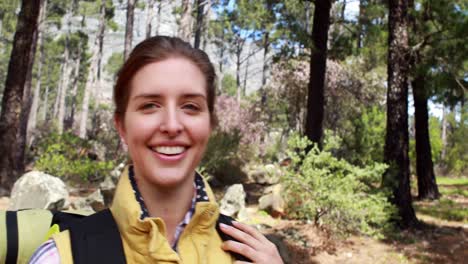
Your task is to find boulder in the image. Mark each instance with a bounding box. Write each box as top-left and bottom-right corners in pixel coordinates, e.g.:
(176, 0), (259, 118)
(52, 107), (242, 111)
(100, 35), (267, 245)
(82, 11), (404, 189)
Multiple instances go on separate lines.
(258, 184), (285, 217)
(219, 184), (246, 217)
(9, 171), (69, 210)
(110, 163), (125, 184)
(249, 164), (281, 185)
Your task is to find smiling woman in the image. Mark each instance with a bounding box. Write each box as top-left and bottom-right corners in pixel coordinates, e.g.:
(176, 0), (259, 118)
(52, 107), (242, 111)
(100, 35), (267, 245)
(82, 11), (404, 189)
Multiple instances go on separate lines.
(28, 36), (283, 264)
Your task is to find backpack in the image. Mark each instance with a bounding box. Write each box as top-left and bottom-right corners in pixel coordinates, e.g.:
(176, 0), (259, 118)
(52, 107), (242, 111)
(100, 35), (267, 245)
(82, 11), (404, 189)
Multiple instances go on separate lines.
(1, 209), (250, 264)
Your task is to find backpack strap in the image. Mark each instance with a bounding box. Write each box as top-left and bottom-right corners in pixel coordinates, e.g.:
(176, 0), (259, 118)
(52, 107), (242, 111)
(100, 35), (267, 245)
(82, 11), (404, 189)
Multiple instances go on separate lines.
(215, 214), (252, 262)
(5, 211), (18, 264)
(68, 209), (126, 264)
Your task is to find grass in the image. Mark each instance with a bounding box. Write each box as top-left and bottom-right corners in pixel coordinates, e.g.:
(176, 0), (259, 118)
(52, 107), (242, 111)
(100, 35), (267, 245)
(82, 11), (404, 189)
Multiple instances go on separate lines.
(436, 176), (468, 186)
(413, 176), (468, 223)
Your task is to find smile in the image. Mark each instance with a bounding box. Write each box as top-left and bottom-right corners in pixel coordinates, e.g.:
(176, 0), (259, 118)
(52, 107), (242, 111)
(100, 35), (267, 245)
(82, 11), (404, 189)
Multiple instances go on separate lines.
(152, 146), (187, 155)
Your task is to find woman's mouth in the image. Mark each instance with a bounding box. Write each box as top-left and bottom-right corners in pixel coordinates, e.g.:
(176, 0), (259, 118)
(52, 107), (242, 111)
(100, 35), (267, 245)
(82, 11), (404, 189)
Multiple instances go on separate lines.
(152, 146), (187, 156)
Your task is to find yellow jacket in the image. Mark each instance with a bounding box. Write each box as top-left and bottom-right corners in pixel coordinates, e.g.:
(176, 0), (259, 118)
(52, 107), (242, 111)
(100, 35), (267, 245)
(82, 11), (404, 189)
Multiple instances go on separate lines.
(52, 166), (234, 263)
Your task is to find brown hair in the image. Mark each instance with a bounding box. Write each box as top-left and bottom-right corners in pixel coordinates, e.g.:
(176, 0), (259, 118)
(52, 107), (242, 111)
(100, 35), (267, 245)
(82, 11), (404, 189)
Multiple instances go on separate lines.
(113, 36), (217, 125)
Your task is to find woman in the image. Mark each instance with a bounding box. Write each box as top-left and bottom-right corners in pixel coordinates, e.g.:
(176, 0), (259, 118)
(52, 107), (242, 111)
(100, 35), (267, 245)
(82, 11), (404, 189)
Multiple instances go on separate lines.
(29, 36), (283, 263)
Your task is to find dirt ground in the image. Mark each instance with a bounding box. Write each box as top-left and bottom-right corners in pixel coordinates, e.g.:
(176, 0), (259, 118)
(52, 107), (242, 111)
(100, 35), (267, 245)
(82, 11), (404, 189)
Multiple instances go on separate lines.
(2, 180), (466, 264)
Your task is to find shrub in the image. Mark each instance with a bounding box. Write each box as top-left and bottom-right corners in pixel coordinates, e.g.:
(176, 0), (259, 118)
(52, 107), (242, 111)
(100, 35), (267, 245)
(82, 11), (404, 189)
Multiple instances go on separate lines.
(33, 132), (115, 182)
(281, 134), (397, 237)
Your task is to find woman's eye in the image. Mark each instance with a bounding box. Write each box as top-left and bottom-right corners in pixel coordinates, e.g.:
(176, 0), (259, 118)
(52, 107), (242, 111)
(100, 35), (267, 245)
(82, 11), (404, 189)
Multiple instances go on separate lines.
(140, 103), (159, 111)
(182, 103), (200, 112)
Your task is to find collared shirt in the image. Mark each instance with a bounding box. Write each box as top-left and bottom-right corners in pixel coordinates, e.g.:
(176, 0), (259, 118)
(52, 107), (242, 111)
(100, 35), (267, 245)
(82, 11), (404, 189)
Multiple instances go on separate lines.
(28, 167), (208, 263)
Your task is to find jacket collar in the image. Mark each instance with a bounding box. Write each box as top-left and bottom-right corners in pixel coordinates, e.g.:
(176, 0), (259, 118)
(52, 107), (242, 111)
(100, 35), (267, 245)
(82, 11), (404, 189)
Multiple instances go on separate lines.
(110, 165), (220, 261)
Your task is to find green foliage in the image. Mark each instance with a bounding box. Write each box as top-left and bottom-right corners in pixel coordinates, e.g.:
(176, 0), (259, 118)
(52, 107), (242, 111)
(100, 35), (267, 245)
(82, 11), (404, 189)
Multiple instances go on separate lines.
(105, 52), (124, 79)
(33, 132), (115, 182)
(281, 134), (396, 237)
(409, 116), (443, 170)
(221, 74), (237, 96)
(442, 106), (468, 175)
(201, 130), (246, 184)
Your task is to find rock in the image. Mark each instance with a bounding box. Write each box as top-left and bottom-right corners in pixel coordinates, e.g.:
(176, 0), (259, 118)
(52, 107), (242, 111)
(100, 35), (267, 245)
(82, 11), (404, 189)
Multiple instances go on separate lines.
(70, 197), (94, 212)
(8, 171), (69, 210)
(110, 163), (125, 184)
(100, 176), (116, 206)
(219, 184), (246, 217)
(249, 164), (281, 185)
(86, 189), (106, 212)
(258, 184), (285, 217)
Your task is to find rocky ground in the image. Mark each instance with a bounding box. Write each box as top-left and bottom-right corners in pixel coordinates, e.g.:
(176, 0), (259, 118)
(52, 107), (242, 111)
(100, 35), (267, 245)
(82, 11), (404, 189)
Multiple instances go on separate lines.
(2, 172), (466, 264)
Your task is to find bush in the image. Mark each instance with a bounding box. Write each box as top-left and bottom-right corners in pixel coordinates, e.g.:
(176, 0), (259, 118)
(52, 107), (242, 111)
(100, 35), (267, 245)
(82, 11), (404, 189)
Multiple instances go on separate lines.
(33, 132), (115, 182)
(281, 134), (397, 237)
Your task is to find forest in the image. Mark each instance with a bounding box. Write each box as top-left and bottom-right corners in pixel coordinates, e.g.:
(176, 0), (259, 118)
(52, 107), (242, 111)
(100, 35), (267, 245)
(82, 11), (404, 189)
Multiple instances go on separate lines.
(0, 0), (466, 263)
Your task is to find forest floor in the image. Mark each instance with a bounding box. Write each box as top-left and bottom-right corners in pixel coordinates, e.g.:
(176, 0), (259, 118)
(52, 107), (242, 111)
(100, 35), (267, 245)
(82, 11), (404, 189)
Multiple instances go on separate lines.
(0, 176), (466, 263)
(251, 176), (467, 264)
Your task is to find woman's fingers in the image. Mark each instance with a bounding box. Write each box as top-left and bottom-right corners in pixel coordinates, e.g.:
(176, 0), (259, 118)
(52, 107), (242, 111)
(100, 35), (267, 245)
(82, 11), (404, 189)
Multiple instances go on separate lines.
(220, 222), (284, 264)
(232, 221), (270, 244)
(221, 239), (256, 262)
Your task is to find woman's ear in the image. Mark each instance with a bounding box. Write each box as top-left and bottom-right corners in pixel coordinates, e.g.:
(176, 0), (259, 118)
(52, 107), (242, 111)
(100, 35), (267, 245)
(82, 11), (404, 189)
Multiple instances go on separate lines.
(114, 114), (126, 145)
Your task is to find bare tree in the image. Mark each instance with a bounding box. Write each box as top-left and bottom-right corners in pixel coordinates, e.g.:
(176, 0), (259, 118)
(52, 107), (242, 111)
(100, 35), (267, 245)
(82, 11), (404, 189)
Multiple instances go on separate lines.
(0, 0), (43, 194)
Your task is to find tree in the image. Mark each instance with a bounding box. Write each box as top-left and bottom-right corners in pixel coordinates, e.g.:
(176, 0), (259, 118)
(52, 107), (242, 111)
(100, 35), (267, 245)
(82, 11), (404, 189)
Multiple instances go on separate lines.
(145, 0), (156, 38)
(79, 0), (107, 139)
(124, 0), (137, 61)
(382, 0), (418, 228)
(193, 0), (205, 49)
(178, 0), (192, 42)
(0, 0), (42, 194)
(305, 0), (332, 148)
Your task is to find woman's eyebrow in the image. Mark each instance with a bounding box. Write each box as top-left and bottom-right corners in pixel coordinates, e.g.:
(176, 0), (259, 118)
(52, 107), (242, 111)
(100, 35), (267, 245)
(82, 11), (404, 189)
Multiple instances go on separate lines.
(182, 93), (206, 99)
(131, 93), (162, 100)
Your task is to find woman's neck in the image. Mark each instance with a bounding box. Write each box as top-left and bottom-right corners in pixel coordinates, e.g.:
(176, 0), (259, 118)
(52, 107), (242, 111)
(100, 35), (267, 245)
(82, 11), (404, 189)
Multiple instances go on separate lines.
(134, 172), (195, 244)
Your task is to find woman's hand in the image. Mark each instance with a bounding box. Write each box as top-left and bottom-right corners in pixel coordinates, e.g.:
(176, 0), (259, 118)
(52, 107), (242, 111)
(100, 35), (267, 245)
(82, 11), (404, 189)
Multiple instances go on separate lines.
(220, 221), (284, 264)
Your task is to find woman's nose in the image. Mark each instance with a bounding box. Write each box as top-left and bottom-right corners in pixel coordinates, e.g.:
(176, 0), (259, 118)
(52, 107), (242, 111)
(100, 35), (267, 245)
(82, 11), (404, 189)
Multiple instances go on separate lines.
(160, 108), (183, 136)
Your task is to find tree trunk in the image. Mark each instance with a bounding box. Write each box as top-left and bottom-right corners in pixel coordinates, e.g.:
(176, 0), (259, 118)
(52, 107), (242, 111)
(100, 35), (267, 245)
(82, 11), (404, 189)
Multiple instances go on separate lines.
(383, 0), (418, 228)
(57, 8), (73, 134)
(194, 0), (205, 49)
(145, 0), (156, 38)
(178, 0), (192, 42)
(413, 75), (440, 200)
(304, 0), (332, 148)
(243, 54), (250, 96)
(0, 0), (42, 195)
(124, 0), (137, 61)
(155, 0), (162, 35)
(27, 0), (47, 145)
(261, 31), (269, 86)
(236, 44), (242, 103)
(79, 1), (106, 139)
(53, 64), (63, 119)
(66, 47), (81, 131)
(202, 0), (211, 50)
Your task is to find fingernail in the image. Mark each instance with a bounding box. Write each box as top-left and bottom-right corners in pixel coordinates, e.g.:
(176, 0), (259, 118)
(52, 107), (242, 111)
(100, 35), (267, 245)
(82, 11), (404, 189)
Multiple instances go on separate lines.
(220, 223), (229, 229)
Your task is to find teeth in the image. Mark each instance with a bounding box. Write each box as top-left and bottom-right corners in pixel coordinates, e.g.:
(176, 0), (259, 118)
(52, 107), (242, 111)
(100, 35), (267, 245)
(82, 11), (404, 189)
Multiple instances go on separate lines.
(153, 146), (185, 155)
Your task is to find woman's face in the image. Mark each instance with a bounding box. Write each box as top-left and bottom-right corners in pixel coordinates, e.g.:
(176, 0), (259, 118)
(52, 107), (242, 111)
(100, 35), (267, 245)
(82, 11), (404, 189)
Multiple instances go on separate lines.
(116, 57), (212, 188)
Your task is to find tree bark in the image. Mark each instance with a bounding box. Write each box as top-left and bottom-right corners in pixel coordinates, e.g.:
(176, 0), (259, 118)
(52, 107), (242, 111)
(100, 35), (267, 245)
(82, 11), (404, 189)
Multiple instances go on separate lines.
(413, 75), (440, 200)
(27, 0), (47, 145)
(79, 1), (106, 139)
(383, 0), (418, 228)
(0, 0), (42, 194)
(305, 0), (332, 149)
(145, 0), (156, 38)
(441, 105), (447, 162)
(178, 0), (192, 42)
(66, 47), (82, 132)
(194, 0), (205, 49)
(124, 0), (137, 61)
